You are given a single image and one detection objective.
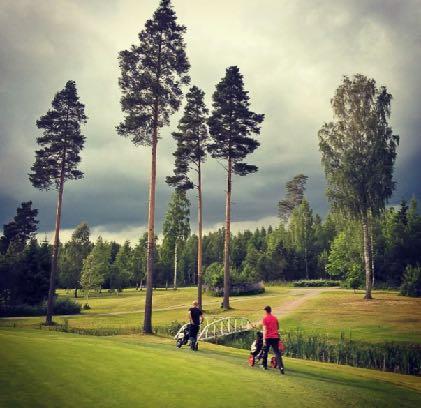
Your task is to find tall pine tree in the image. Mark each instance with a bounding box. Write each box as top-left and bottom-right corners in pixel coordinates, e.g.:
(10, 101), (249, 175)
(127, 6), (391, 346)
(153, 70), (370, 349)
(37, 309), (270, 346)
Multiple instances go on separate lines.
(117, 0), (190, 333)
(319, 74), (399, 299)
(208, 66), (264, 309)
(166, 85), (208, 306)
(29, 80), (87, 324)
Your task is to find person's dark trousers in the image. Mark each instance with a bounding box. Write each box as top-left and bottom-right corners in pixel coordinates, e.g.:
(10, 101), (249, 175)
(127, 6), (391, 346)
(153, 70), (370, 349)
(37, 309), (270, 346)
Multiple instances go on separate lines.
(189, 324), (200, 349)
(262, 338), (284, 373)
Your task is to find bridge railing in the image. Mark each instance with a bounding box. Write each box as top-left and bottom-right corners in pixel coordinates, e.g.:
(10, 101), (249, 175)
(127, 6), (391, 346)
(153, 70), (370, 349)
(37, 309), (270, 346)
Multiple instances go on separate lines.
(174, 316), (254, 342)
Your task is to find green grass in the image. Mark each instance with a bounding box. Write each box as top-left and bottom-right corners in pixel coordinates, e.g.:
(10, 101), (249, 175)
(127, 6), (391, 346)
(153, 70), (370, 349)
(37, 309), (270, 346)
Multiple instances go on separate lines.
(280, 290), (421, 343)
(1, 287), (420, 344)
(0, 328), (420, 408)
(0, 286), (296, 330)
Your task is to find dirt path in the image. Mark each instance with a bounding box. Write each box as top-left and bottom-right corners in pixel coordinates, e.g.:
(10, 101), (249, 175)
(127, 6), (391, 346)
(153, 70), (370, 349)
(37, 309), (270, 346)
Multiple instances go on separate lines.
(254, 287), (338, 325)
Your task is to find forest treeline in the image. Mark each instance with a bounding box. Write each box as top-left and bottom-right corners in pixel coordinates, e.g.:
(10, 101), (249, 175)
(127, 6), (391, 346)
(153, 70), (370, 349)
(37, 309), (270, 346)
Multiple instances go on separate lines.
(49, 196), (421, 295)
(1, 196), (420, 308)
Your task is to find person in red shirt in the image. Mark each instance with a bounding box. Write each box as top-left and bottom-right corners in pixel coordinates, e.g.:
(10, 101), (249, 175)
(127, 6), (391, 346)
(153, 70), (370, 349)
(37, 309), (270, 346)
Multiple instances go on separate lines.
(262, 305), (285, 374)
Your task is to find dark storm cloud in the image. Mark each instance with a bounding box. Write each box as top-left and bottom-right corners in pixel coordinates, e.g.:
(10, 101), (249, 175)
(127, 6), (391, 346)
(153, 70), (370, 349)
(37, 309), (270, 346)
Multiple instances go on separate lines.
(0, 0), (420, 242)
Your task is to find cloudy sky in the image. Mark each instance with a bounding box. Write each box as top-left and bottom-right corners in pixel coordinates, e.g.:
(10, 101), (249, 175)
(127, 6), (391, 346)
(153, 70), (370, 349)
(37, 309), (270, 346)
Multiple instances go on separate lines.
(0, 0), (420, 243)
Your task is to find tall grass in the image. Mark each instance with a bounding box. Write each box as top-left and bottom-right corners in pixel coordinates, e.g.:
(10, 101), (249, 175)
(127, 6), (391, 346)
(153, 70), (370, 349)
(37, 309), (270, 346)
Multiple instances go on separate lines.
(33, 319), (182, 337)
(212, 330), (421, 376)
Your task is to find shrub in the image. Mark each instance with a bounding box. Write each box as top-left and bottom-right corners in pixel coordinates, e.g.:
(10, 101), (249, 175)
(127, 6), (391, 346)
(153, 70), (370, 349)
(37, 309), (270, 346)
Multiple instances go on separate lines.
(158, 321), (184, 336)
(293, 279), (341, 287)
(82, 303), (91, 310)
(346, 264), (363, 291)
(0, 303), (44, 317)
(0, 297), (81, 317)
(203, 262), (224, 288)
(400, 265), (421, 297)
(53, 297), (81, 314)
(204, 262), (265, 295)
(208, 281), (265, 297)
(326, 230), (364, 281)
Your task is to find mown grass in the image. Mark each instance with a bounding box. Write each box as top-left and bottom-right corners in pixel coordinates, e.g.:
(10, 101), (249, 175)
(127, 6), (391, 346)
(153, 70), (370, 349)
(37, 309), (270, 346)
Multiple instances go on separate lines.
(1, 287), (420, 344)
(280, 290), (421, 343)
(0, 286), (296, 330)
(0, 328), (420, 408)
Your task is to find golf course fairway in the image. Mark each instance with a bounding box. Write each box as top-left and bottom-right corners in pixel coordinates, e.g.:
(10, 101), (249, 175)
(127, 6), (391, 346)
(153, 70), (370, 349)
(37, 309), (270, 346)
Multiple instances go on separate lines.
(0, 328), (420, 408)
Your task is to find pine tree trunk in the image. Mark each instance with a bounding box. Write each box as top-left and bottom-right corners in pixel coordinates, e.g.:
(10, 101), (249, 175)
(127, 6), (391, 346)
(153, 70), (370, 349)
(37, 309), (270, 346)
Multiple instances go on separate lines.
(197, 162), (203, 309)
(143, 35), (162, 334)
(74, 288), (78, 298)
(223, 158), (232, 310)
(173, 240), (178, 290)
(362, 211), (373, 300)
(143, 116), (158, 334)
(45, 151), (66, 325)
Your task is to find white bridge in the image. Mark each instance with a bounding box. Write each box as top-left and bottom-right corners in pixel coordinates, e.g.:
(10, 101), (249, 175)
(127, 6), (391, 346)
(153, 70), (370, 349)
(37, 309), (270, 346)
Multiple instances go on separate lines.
(175, 316), (253, 341)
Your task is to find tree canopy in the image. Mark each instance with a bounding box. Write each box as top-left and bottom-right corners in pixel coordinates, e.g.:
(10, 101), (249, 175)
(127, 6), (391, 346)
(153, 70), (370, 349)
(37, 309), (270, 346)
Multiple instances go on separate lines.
(0, 202), (38, 254)
(208, 66), (264, 176)
(29, 80), (87, 190)
(117, 0), (190, 144)
(318, 74), (399, 217)
(319, 74), (399, 299)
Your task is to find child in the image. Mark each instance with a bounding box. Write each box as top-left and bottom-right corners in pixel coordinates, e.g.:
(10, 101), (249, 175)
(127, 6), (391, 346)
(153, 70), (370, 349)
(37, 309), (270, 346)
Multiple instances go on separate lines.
(249, 331), (264, 365)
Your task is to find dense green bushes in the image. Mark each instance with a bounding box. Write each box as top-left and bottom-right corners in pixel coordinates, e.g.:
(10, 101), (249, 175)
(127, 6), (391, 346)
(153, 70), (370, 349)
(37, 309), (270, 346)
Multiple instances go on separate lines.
(210, 282), (265, 296)
(53, 298), (81, 314)
(0, 303), (45, 317)
(293, 279), (341, 287)
(400, 265), (421, 297)
(203, 262), (224, 288)
(203, 262), (265, 295)
(0, 297), (81, 317)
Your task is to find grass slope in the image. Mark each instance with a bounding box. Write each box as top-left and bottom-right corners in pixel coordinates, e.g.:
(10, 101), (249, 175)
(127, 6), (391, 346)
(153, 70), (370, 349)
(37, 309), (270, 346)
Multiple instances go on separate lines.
(280, 290), (421, 343)
(0, 328), (420, 408)
(1, 287), (420, 343)
(0, 287), (295, 330)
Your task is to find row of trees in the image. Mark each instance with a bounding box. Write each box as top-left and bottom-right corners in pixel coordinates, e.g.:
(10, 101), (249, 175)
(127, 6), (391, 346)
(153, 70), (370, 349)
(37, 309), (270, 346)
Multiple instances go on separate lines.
(59, 197), (421, 296)
(117, 0), (264, 332)
(22, 0), (263, 329)
(1, 195), (420, 308)
(117, 1), (400, 329)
